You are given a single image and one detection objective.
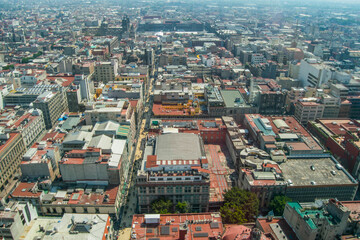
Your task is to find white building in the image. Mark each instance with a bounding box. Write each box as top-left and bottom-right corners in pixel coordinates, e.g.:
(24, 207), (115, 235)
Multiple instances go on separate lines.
(298, 59), (351, 87)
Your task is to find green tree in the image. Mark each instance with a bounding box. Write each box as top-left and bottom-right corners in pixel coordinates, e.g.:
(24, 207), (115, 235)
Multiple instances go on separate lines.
(269, 195), (292, 216)
(2, 64), (14, 70)
(220, 187), (259, 224)
(176, 201), (190, 213)
(151, 198), (173, 214)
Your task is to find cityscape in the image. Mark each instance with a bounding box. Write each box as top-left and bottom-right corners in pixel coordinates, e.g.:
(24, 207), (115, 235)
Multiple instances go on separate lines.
(0, 0), (359, 239)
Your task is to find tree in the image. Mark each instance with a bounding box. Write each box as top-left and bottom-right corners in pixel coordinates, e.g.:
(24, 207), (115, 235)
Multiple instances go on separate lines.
(176, 201), (190, 213)
(220, 187), (259, 224)
(2, 64), (14, 70)
(269, 195), (292, 216)
(151, 198), (173, 214)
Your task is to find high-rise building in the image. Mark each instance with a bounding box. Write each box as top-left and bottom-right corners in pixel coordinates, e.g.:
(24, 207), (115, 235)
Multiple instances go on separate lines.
(94, 62), (116, 83)
(32, 88), (68, 129)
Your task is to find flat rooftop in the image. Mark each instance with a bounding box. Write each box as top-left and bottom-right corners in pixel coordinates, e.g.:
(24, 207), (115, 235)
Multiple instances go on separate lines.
(220, 89), (246, 108)
(281, 158), (356, 187)
(132, 212), (223, 240)
(21, 214), (109, 240)
(155, 133), (203, 160)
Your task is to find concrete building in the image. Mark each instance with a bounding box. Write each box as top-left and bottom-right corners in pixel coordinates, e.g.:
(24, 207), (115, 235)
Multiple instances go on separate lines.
(257, 90), (286, 115)
(0, 130), (26, 201)
(59, 145), (126, 185)
(10, 181), (121, 219)
(66, 85), (82, 112)
(251, 53), (266, 64)
(4, 85), (61, 107)
(0, 202), (38, 240)
(294, 100), (324, 125)
(21, 140), (61, 182)
(94, 62), (116, 83)
(137, 133), (210, 213)
(330, 83), (349, 99)
(131, 213), (224, 240)
(320, 94), (340, 118)
(298, 59), (351, 87)
(84, 100), (127, 125)
(7, 109), (46, 149)
(243, 114), (323, 155)
(20, 213), (113, 240)
(73, 74), (92, 101)
(276, 76), (301, 90)
(222, 116), (247, 168)
(32, 89), (68, 129)
(284, 200), (351, 240)
(238, 156), (358, 209)
(307, 119), (360, 178)
(285, 87), (306, 113)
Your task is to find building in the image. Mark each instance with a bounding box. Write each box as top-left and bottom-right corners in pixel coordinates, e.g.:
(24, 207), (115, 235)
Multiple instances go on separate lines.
(298, 59), (351, 87)
(238, 155), (358, 209)
(10, 181), (121, 218)
(320, 94), (340, 118)
(307, 119), (360, 178)
(257, 90), (286, 115)
(32, 89), (68, 129)
(284, 200), (350, 240)
(0, 130), (26, 201)
(219, 89), (257, 122)
(21, 139), (61, 182)
(294, 100), (324, 125)
(59, 145), (125, 185)
(94, 62), (116, 83)
(136, 133), (210, 213)
(131, 213), (223, 240)
(19, 213), (113, 240)
(4, 85), (62, 107)
(7, 109), (46, 149)
(222, 116), (247, 168)
(256, 216), (299, 240)
(243, 114), (323, 155)
(66, 85), (82, 112)
(84, 100), (127, 125)
(285, 87), (306, 113)
(0, 202), (38, 240)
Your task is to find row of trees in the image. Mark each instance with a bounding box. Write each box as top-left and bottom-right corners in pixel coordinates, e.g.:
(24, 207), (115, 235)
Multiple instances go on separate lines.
(149, 188), (292, 224)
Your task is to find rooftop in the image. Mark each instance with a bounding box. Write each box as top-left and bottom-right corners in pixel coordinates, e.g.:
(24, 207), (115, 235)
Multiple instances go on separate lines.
(132, 212), (223, 240)
(21, 213), (110, 240)
(155, 133), (203, 161)
(281, 157), (356, 187)
(220, 89), (246, 108)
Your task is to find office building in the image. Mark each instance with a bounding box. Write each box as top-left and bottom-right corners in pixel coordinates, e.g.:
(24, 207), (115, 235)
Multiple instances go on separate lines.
(137, 133), (210, 213)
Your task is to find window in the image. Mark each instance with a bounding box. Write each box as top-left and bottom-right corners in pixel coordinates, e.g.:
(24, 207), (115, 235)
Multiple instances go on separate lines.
(184, 186), (191, 193)
(194, 186), (200, 193)
(167, 186), (173, 193)
(139, 187), (146, 194)
(176, 186), (182, 193)
(149, 187), (155, 194)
